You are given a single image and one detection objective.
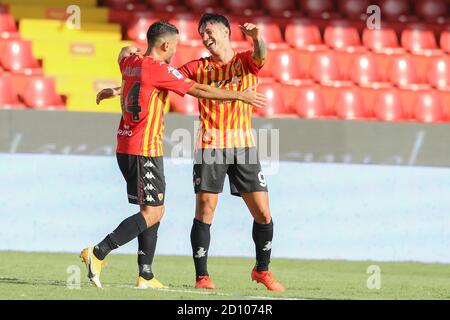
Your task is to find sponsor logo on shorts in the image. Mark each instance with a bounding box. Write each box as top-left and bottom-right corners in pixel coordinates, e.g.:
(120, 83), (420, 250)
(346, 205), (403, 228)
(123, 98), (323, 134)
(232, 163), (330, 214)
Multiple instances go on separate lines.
(145, 195), (155, 202)
(145, 172), (155, 179)
(143, 160), (154, 168)
(144, 184), (154, 191)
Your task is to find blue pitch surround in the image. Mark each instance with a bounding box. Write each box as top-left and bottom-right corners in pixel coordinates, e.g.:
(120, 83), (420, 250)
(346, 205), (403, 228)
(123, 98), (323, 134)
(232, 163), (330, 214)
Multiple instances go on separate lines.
(1, 153), (449, 263)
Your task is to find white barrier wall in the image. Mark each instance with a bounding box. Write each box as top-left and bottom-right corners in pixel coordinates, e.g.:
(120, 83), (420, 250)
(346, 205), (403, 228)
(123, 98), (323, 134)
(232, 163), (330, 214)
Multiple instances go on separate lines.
(1, 153), (449, 263)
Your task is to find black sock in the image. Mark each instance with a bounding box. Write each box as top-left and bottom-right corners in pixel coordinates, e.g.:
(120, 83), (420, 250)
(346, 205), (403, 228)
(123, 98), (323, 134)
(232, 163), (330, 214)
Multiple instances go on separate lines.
(252, 219), (274, 272)
(190, 218), (211, 277)
(94, 212), (147, 260)
(137, 221), (160, 280)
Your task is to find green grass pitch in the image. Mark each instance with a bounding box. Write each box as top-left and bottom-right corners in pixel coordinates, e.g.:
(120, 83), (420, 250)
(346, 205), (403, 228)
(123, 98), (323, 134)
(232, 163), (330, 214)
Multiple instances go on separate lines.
(1, 251), (449, 300)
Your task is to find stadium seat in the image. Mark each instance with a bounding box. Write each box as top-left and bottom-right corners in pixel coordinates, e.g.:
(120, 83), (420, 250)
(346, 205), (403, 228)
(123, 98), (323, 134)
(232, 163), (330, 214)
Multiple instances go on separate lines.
(169, 14), (202, 45)
(285, 19), (323, 49)
(413, 91), (446, 122)
(270, 49), (302, 83)
(126, 15), (159, 42)
(0, 75), (25, 109)
(414, 0), (449, 22)
(184, 0), (219, 12)
(0, 39), (41, 74)
(169, 91), (198, 114)
(21, 76), (65, 110)
(349, 53), (390, 87)
(0, 13), (19, 39)
(324, 20), (361, 50)
(334, 87), (371, 120)
(362, 26), (400, 51)
(388, 55), (425, 88)
(377, 0), (411, 21)
(337, 0), (370, 20)
(255, 83), (291, 116)
(373, 89), (407, 121)
(401, 24), (438, 53)
(427, 56), (450, 90)
(299, 0), (334, 19)
(144, 0), (178, 10)
(440, 28), (450, 53)
(310, 52), (343, 84)
(223, 0), (258, 13)
(294, 86), (328, 118)
(262, 0), (297, 15)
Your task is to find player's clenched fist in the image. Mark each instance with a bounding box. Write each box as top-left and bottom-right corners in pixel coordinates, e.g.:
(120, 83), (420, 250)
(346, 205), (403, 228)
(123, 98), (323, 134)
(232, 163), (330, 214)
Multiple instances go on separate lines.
(239, 23), (260, 40)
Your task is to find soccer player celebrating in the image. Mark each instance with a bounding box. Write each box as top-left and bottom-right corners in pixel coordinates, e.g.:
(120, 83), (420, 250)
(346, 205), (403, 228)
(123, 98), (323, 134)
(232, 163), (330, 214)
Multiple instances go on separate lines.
(81, 21), (267, 289)
(177, 14), (285, 292)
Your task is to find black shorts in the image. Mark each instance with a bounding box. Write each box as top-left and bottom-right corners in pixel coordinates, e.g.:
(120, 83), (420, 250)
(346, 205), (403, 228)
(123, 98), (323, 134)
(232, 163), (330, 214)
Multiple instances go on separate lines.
(116, 153), (165, 206)
(193, 147), (269, 197)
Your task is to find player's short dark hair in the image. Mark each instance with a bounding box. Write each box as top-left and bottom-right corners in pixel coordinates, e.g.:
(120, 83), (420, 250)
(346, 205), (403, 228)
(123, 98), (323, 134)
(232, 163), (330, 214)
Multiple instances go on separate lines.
(198, 13), (231, 38)
(147, 21), (179, 49)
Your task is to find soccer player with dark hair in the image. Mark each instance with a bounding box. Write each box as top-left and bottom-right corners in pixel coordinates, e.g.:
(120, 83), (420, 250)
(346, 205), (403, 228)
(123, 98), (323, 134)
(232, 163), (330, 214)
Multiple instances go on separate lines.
(81, 20), (267, 289)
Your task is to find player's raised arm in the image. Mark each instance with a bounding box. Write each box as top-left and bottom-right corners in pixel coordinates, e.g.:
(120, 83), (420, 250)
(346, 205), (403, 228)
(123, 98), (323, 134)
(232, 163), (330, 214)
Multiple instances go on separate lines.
(117, 46), (141, 63)
(187, 83), (267, 109)
(239, 23), (266, 67)
(96, 87), (121, 105)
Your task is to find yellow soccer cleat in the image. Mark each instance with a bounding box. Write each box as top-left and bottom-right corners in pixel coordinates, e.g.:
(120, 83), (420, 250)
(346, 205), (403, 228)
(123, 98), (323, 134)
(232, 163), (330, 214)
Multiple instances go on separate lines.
(135, 276), (168, 289)
(80, 247), (106, 288)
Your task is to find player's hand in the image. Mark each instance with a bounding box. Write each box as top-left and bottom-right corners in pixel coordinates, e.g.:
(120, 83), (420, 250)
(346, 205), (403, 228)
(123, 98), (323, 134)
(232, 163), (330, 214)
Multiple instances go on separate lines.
(96, 88), (116, 105)
(239, 23), (260, 40)
(240, 85), (267, 109)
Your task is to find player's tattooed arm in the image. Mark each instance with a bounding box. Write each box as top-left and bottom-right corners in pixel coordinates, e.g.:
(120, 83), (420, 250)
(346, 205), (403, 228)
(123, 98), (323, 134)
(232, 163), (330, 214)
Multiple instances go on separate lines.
(239, 23), (266, 67)
(117, 46), (141, 63)
(187, 83), (267, 108)
(96, 87), (121, 105)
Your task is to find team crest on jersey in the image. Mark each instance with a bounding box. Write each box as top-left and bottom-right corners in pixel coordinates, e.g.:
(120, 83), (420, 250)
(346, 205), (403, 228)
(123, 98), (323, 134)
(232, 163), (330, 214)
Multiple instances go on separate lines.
(234, 60), (242, 70)
(206, 64), (214, 72)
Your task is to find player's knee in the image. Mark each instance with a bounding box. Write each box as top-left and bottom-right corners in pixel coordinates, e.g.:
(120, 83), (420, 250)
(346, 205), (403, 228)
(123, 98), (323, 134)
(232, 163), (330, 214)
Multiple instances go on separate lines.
(255, 210), (272, 224)
(140, 205), (165, 225)
(196, 199), (216, 221)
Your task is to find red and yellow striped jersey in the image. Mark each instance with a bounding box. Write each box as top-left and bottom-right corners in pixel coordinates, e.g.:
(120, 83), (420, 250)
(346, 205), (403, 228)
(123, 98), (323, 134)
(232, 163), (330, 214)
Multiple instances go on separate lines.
(117, 54), (194, 157)
(178, 50), (261, 149)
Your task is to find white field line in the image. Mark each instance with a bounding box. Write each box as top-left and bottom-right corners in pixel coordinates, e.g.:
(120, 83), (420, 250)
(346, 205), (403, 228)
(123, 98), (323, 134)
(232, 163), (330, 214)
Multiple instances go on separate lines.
(115, 284), (306, 300)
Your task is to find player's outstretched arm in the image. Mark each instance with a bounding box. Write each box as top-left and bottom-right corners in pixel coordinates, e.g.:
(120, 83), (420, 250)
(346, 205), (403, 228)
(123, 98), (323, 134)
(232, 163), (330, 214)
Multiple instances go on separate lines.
(96, 87), (121, 105)
(187, 83), (267, 109)
(239, 23), (266, 67)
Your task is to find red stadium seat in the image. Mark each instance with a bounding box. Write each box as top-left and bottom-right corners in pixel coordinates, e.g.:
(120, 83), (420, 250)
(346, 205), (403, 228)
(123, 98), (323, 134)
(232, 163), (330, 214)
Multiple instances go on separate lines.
(144, 0), (178, 10)
(337, 0), (370, 20)
(294, 86), (328, 118)
(255, 83), (291, 116)
(169, 91), (198, 114)
(223, 0), (258, 13)
(427, 56), (450, 90)
(378, 0), (411, 21)
(349, 53), (388, 87)
(262, 0), (297, 14)
(310, 52), (343, 84)
(285, 19), (322, 49)
(415, 0), (449, 22)
(0, 75), (25, 109)
(413, 91), (446, 122)
(362, 26), (400, 51)
(373, 89), (407, 121)
(184, 0), (219, 11)
(0, 13), (19, 39)
(0, 39), (41, 74)
(169, 14), (202, 45)
(401, 24), (438, 53)
(334, 88), (370, 120)
(126, 15), (159, 42)
(270, 49), (302, 83)
(324, 20), (361, 50)
(299, 0), (334, 18)
(21, 77), (64, 110)
(441, 28), (450, 53)
(388, 55), (423, 88)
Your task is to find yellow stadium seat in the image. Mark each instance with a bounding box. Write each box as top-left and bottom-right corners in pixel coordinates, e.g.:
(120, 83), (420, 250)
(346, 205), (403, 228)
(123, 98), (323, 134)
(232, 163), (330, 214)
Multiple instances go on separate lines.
(9, 5), (108, 23)
(19, 19), (121, 42)
(55, 75), (121, 95)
